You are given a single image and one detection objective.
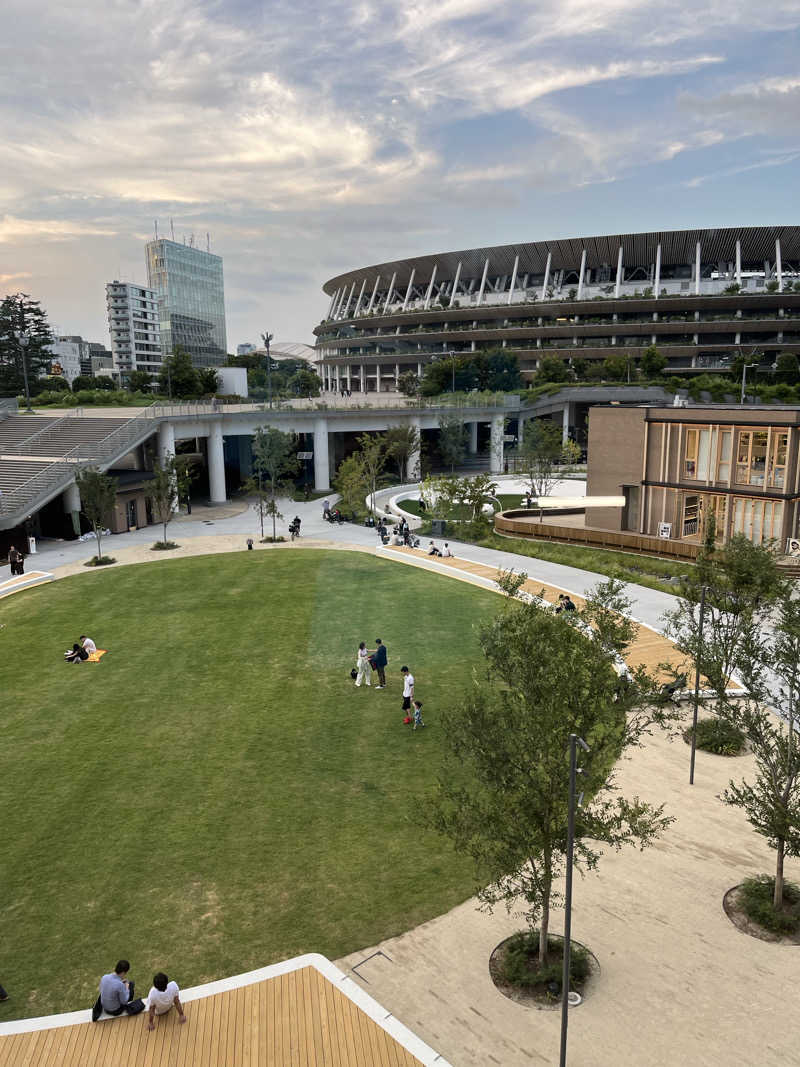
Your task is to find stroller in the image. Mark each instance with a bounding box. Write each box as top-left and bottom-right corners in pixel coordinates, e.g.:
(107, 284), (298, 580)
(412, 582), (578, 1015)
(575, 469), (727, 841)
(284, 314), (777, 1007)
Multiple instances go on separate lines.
(289, 517), (301, 540)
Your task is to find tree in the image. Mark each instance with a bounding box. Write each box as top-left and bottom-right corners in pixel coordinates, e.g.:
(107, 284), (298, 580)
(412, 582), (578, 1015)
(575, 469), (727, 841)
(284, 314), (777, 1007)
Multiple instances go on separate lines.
(662, 532), (784, 715)
(485, 349), (522, 391)
(517, 420), (580, 498)
(536, 356), (570, 383)
(602, 354), (632, 381)
(251, 426), (299, 540)
(384, 424), (421, 481)
(196, 367), (220, 395)
(74, 467), (118, 563)
(428, 579), (673, 966)
(356, 432), (387, 514)
(147, 454), (181, 546)
(288, 368), (320, 397)
(398, 370), (420, 398)
(88, 376), (116, 391)
(127, 370), (154, 393)
(158, 346), (199, 398)
(640, 345), (667, 378)
(721, 586), (800, 910)
(71, 374), (98, 392)
(774, 352), (800, 386)
(438, 413), (467, 472)
(458, 472), (499, 524)
(36, 375), (70, 392)
(0, 293), (54, 397)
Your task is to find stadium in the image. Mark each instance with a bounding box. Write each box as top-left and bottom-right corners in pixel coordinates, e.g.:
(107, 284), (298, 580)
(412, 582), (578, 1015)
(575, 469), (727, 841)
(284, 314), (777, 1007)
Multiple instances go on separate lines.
(314, 226), (800, 391)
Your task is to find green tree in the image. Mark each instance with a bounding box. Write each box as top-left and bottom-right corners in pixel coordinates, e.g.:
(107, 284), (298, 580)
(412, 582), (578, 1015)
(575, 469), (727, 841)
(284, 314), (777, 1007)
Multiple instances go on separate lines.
(384, 424), (421, 481)
(127, 370), (154, 393)
(35, 375), (70, 392)
(70, 375), (97, 392)
(486, 349), (522, 391)
(398, 370), (420, 398)
(74, 467), (118, 563)
(356, 432), (387, 515)
(570, 358), (588, 380)
(438, 413), (467, 472)
(147, 454), (181, 546)
(428, 579), (673, 966)
(288, 368), (320, 397)
(457, 472), (499, 527)
(640, 345), (667, 378)
(89, 376), (117, 392)
(602, 354), (631, 381)
(334, 452), (368, 518)
(158, 346), (199, 398)
(196, 367), (220, 395)
(251, 426), (299, 540)
(774, 352), (800, 386)
(536, 356), (570, 383)
(721, 587), (800, 910)
(0, 293), (54, 397)
(518, 420), (579, 498)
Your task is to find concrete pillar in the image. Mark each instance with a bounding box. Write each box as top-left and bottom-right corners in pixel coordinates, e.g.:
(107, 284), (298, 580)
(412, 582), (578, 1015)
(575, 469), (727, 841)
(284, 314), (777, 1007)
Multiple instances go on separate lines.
(490, 415), (504, 474)
(507, 255), (519, 305)
(468, 420), (478, 454)
(577, 248), (587, 300)
(360, 365), (366, 393)
(654, 243), (662, 299)
(63, 481), (81, 536)
(735, 240), (742, 286)
(207, 422), (226, 503)
(614, 246), (623, 298)
(158, 420), (175, 463)
(449, 261), (462, 306)
(695, 241), (702, 296)
(540, 252), (552, 300)
(424, 264), (438, 309)
(562, 403), (571, 445)
(776, 238), (783, 292)
(313, 418), (330, 491)
(376, 363), (381, 393)
(407, 417), (422, 481)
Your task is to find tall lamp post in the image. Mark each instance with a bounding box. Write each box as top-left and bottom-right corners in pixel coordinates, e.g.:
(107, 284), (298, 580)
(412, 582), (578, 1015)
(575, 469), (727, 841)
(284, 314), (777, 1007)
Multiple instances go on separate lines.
(13, 329), (33, 412)
(689, 585), (708, 785)
(739, 346), (761, 405)
(261, 331), (274, 409)
(560, 732), (589, 1067)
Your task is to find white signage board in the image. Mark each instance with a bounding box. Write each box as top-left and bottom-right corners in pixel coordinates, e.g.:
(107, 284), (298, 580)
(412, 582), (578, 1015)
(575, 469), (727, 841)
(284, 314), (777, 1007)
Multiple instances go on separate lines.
(658, 522), (672, 539)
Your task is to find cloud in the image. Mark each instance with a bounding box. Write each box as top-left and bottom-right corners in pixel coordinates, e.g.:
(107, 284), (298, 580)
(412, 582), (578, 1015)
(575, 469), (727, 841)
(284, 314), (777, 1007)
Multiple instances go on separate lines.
(0, 271), (33, 284)
(0, 216), (119, 243)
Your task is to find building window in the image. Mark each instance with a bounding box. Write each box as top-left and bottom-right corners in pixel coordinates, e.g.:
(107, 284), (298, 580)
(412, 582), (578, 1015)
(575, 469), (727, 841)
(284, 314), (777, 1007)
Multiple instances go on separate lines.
(735, 430), (768, 486)
(732, 498), (784, 546)
(684, 427), (711, 480)
(716, 430), (732, 482)
(768, 431), (788, 489)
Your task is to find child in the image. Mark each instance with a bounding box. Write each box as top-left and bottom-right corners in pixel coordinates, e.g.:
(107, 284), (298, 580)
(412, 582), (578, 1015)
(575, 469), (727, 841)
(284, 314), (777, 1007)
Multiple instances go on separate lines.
(413, 700), (425, 730)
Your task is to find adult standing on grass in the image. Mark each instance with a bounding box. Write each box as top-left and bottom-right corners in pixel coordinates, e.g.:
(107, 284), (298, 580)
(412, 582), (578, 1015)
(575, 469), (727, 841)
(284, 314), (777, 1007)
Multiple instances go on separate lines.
(372, 638), (388, 689)
(355, 641), (372, 687)
(401, 665), (415, 714)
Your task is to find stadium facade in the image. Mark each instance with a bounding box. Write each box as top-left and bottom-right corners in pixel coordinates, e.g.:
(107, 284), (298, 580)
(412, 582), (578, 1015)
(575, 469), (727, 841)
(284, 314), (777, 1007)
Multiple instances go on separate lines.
(314, 227), (800, 392)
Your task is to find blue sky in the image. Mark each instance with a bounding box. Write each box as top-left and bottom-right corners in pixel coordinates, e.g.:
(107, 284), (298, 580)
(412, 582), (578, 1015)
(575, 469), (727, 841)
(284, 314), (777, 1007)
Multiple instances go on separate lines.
(0, 0), (798, 349)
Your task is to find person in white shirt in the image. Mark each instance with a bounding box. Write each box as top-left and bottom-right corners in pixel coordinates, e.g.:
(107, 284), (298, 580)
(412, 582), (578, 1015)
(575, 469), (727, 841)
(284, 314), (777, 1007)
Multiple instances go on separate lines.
(427, 541), (441, 557)
(355, 641), (372, 687)
(401, 665), (415, 713)
(441, 543), (453, 558)
(80, 635), (97, 655)
(146, 972), (186, 1030)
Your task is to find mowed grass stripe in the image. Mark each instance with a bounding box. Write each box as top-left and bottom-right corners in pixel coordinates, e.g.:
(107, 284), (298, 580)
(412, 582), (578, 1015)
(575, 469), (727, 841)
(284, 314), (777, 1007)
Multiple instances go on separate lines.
(0, 549), (496, 1020)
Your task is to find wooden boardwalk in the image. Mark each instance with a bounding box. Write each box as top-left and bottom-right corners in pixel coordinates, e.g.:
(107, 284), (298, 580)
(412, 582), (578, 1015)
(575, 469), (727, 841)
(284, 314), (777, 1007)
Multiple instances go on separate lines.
(0, 960), (432, 1066)
(382, 546), (687, 681)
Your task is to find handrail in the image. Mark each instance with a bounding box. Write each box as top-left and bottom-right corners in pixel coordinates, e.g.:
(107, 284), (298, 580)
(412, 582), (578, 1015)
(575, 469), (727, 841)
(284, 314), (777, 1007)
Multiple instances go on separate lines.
(9, 414), (72, 454)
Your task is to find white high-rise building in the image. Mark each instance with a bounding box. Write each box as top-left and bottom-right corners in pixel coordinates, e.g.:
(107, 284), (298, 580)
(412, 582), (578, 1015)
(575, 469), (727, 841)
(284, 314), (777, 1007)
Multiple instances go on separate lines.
(106, 281), (162, 379)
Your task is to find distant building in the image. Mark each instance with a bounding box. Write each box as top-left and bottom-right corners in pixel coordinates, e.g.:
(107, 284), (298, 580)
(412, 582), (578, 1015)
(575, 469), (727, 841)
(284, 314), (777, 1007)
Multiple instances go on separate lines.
(237, 342), (258, 356)
(86, 342), (114, 379)
(145, 238), (227, 367)
(47, 336), (89, 384)
(106, 282), (162, 380)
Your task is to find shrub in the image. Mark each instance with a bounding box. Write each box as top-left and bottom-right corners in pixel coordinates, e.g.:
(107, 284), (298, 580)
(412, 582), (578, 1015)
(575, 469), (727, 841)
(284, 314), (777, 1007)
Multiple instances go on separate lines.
(152, 541), (179, 551)
(738, 876), (800, 935)
(501, 931), (591, 994)
(683, 716), (746, 756)
(261, 536), (286, 543)
(84, 556), (116, 567)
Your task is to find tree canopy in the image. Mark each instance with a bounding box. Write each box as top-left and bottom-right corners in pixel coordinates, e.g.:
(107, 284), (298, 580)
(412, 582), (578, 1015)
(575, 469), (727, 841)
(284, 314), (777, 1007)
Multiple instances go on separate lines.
(0, 293), (54, 397)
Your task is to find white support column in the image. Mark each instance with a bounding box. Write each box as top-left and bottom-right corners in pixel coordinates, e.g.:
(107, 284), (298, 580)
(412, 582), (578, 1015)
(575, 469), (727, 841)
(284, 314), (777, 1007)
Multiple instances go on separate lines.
(424, 264), (438, 309)
(341, 282), (356, 319)
(207, 422), (226, 503)
(776, 238), (783, 292)
(407, 417), (422, 480)
(562, 404), (571, 445)
(360, 365), (366, 392)
(375, 363), (381, 394)
(468, 420), (478, 454)
(395, 363), (400, 389)
(335, 366), (341, 392)
(313, 417), (330, 492)
(654, 243), (662, 299)
(346, 365), (352, 391)
(401, 268), (416, 311)
(735, 240), (742, 286)
(158, 420), (175, 463)
(367, 275), (381, 313)
(695, 241), (701, 296)
(540, 252), (552, 300)
(490, 415), (505, 474)
(383, 272), (397, 312)
(507, 255), (519, 305)
(614, 246), (623, 298)
(334, 287), (347, 319)
(352, 277), (367, 317)
(577, 248), (587, 300)
(326, 289), (338, 319)
(62, 481), (81, 536)
(477, 258), (490, 306)
(449, 261), (462, 306)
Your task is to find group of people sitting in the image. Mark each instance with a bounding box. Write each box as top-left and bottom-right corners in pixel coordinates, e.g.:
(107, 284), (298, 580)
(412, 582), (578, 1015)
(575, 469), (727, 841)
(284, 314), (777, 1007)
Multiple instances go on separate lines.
(555, 593), (577, 613)
(427, 540), (453, 558)
(94, 959), (186, 1030)
(64, 635), (98, 663)
(379, 517), (420, 548)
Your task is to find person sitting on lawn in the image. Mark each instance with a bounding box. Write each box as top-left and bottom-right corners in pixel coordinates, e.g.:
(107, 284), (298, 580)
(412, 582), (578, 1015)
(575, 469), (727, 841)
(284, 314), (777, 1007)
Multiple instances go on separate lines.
(64, 642), (89, 663)
(81, 635), (97, 655)
(146, 972), (187, 1031)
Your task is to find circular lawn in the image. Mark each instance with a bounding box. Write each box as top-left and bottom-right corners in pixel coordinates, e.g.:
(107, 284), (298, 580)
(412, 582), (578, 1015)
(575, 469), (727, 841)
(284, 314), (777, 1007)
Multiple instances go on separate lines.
(0, 548), (499, 1019)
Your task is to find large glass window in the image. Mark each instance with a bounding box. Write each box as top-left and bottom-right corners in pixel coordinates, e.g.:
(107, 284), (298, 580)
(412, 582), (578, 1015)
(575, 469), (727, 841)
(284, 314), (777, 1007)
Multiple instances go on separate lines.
(736, 430), (768, 486)
(768, 432), (788, 489)
(732, 498), (784, 545)
(684, 428), (711, 480)
(716, 430), (732, 482)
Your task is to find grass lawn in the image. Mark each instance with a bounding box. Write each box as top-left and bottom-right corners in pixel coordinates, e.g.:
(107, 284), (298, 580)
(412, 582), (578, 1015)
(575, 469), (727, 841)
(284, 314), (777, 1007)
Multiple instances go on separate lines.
(0, 549), (498, 1019)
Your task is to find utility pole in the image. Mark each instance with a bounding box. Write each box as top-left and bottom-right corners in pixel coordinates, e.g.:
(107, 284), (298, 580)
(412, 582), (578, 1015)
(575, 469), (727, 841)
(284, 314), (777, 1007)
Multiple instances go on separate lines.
(560, 733), (589, 1067)
(689, 584), (708, 785)
(261, 331), (274, 409)
(13, 303), (33, 412)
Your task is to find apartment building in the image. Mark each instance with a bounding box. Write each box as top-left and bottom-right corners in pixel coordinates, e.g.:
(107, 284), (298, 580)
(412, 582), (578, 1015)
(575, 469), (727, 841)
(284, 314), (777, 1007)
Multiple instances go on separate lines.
(106, 281), (162, 380)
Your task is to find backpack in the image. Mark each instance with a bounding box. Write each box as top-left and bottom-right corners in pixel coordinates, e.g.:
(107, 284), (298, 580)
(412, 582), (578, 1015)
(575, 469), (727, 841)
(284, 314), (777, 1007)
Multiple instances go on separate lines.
(350, 668), (358, 680)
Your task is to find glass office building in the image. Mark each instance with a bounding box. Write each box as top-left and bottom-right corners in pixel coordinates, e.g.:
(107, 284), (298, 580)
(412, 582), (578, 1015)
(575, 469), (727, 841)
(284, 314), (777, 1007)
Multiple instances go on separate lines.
(145, 238), (228, 366)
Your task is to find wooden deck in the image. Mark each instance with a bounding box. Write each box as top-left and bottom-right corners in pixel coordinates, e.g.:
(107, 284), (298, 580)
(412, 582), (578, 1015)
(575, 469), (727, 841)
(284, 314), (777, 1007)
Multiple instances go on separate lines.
(383, 546), (687, 681)
(0, 959), (434, 1066)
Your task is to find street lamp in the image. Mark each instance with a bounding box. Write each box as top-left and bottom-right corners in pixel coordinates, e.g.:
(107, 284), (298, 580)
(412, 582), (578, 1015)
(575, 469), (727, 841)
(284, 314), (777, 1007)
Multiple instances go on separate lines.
(689, 585), (708, 786)
(261, 331), (274, 409)
(739, 346), (761, 405)
(560, 732), (589, 1067)
(13, 329), (33, 411)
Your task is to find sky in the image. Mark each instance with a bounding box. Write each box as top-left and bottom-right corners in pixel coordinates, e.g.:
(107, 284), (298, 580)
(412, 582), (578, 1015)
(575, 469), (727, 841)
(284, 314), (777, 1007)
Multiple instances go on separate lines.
(1, 0), (799, 350)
